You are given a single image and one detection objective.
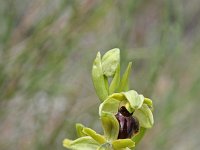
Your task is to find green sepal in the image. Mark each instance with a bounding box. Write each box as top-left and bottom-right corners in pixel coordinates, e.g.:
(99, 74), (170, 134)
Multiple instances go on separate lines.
(76, 123), (87, 137)
(134, 104), (154, 128)
(92, 52), (108, 102)
(99, 97), (121, 116)
(101, 112), (119, 141)
(118, 62), (132, 92)
(102, 48), (120, 77)
(123, 90), (144, 109)
(63, 136), (99, 150)
(109, 93), (125, 100)
(131, 127), (146, 145)
(83, 127), (106, 144)
(112, 139), (135, 150)
(109, 64), (120, 94)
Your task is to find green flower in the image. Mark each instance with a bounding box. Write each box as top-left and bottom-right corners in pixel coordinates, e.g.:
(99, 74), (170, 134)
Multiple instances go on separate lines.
(99, 91), (154, 129)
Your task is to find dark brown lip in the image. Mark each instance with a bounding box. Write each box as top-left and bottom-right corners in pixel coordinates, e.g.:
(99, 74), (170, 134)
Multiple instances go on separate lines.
(115, 106), (140, 139)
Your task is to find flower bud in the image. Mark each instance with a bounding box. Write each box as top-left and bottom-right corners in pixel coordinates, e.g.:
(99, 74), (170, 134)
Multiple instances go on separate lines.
(102, 48), (120, 77)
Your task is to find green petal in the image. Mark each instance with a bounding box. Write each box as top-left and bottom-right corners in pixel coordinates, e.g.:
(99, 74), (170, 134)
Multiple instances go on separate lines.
(76, 123), (87, 137)
(63, 136), (99, 150)
(101, 112), (119, 141)
(134, 104), (154, 128)
(92, 52), (108, 102)
(144, 97), (153, 108)
(123, 90), (144, 109)
(125, 102), (134, 114)
(118, 62), (132, 92)
(112, 139), (135, 150)
(109, 64), (120, 94)
(83, 127), (106, 144)
(102, 48), (120, 77)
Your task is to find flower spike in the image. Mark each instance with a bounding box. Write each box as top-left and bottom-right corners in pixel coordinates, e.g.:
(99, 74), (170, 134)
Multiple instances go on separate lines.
(63, 48), (154, 150)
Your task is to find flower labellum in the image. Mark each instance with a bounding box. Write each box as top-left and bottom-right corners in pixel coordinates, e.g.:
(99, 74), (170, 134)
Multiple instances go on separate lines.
(115, 106), (139, 139)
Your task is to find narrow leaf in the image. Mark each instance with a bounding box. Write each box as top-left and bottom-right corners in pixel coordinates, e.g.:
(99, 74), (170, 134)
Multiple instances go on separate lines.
(109, 64), (120, 94)
(118, 62), (132, 92)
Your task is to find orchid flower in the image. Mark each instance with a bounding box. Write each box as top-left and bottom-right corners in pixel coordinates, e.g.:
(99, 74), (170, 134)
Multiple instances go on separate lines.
(63, 48), (154, 150)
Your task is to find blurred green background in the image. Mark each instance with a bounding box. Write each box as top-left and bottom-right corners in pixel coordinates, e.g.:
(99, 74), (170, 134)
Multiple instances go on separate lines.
(0, 0), (200, 150)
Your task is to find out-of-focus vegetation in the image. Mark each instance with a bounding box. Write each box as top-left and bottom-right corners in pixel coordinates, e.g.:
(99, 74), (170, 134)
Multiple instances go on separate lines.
(0, 0), (200, 150)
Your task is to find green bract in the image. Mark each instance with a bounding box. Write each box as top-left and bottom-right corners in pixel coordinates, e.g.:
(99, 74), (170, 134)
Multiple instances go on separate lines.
(63, 48), (154, 150)
(92, 52), (108, 101)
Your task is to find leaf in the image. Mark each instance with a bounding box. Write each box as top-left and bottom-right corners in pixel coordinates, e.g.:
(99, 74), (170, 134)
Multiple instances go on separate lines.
(92, 52), (108, 101)
(102, 48), (120, 77)
(109, 64), (120, 94)
(63, 136), (99, 150)
(83, 127), (106, 144)
(134, 104), (154, 128)
(118, 62), (132, 92)
(76, 123), (87, 137)
(101, 112), (119, 141)
(112, 139), (135, 149)
(123, 90), (144, 109)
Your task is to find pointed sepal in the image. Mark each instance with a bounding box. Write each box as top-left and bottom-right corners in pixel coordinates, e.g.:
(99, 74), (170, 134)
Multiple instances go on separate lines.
(101, 112), (119, 141)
